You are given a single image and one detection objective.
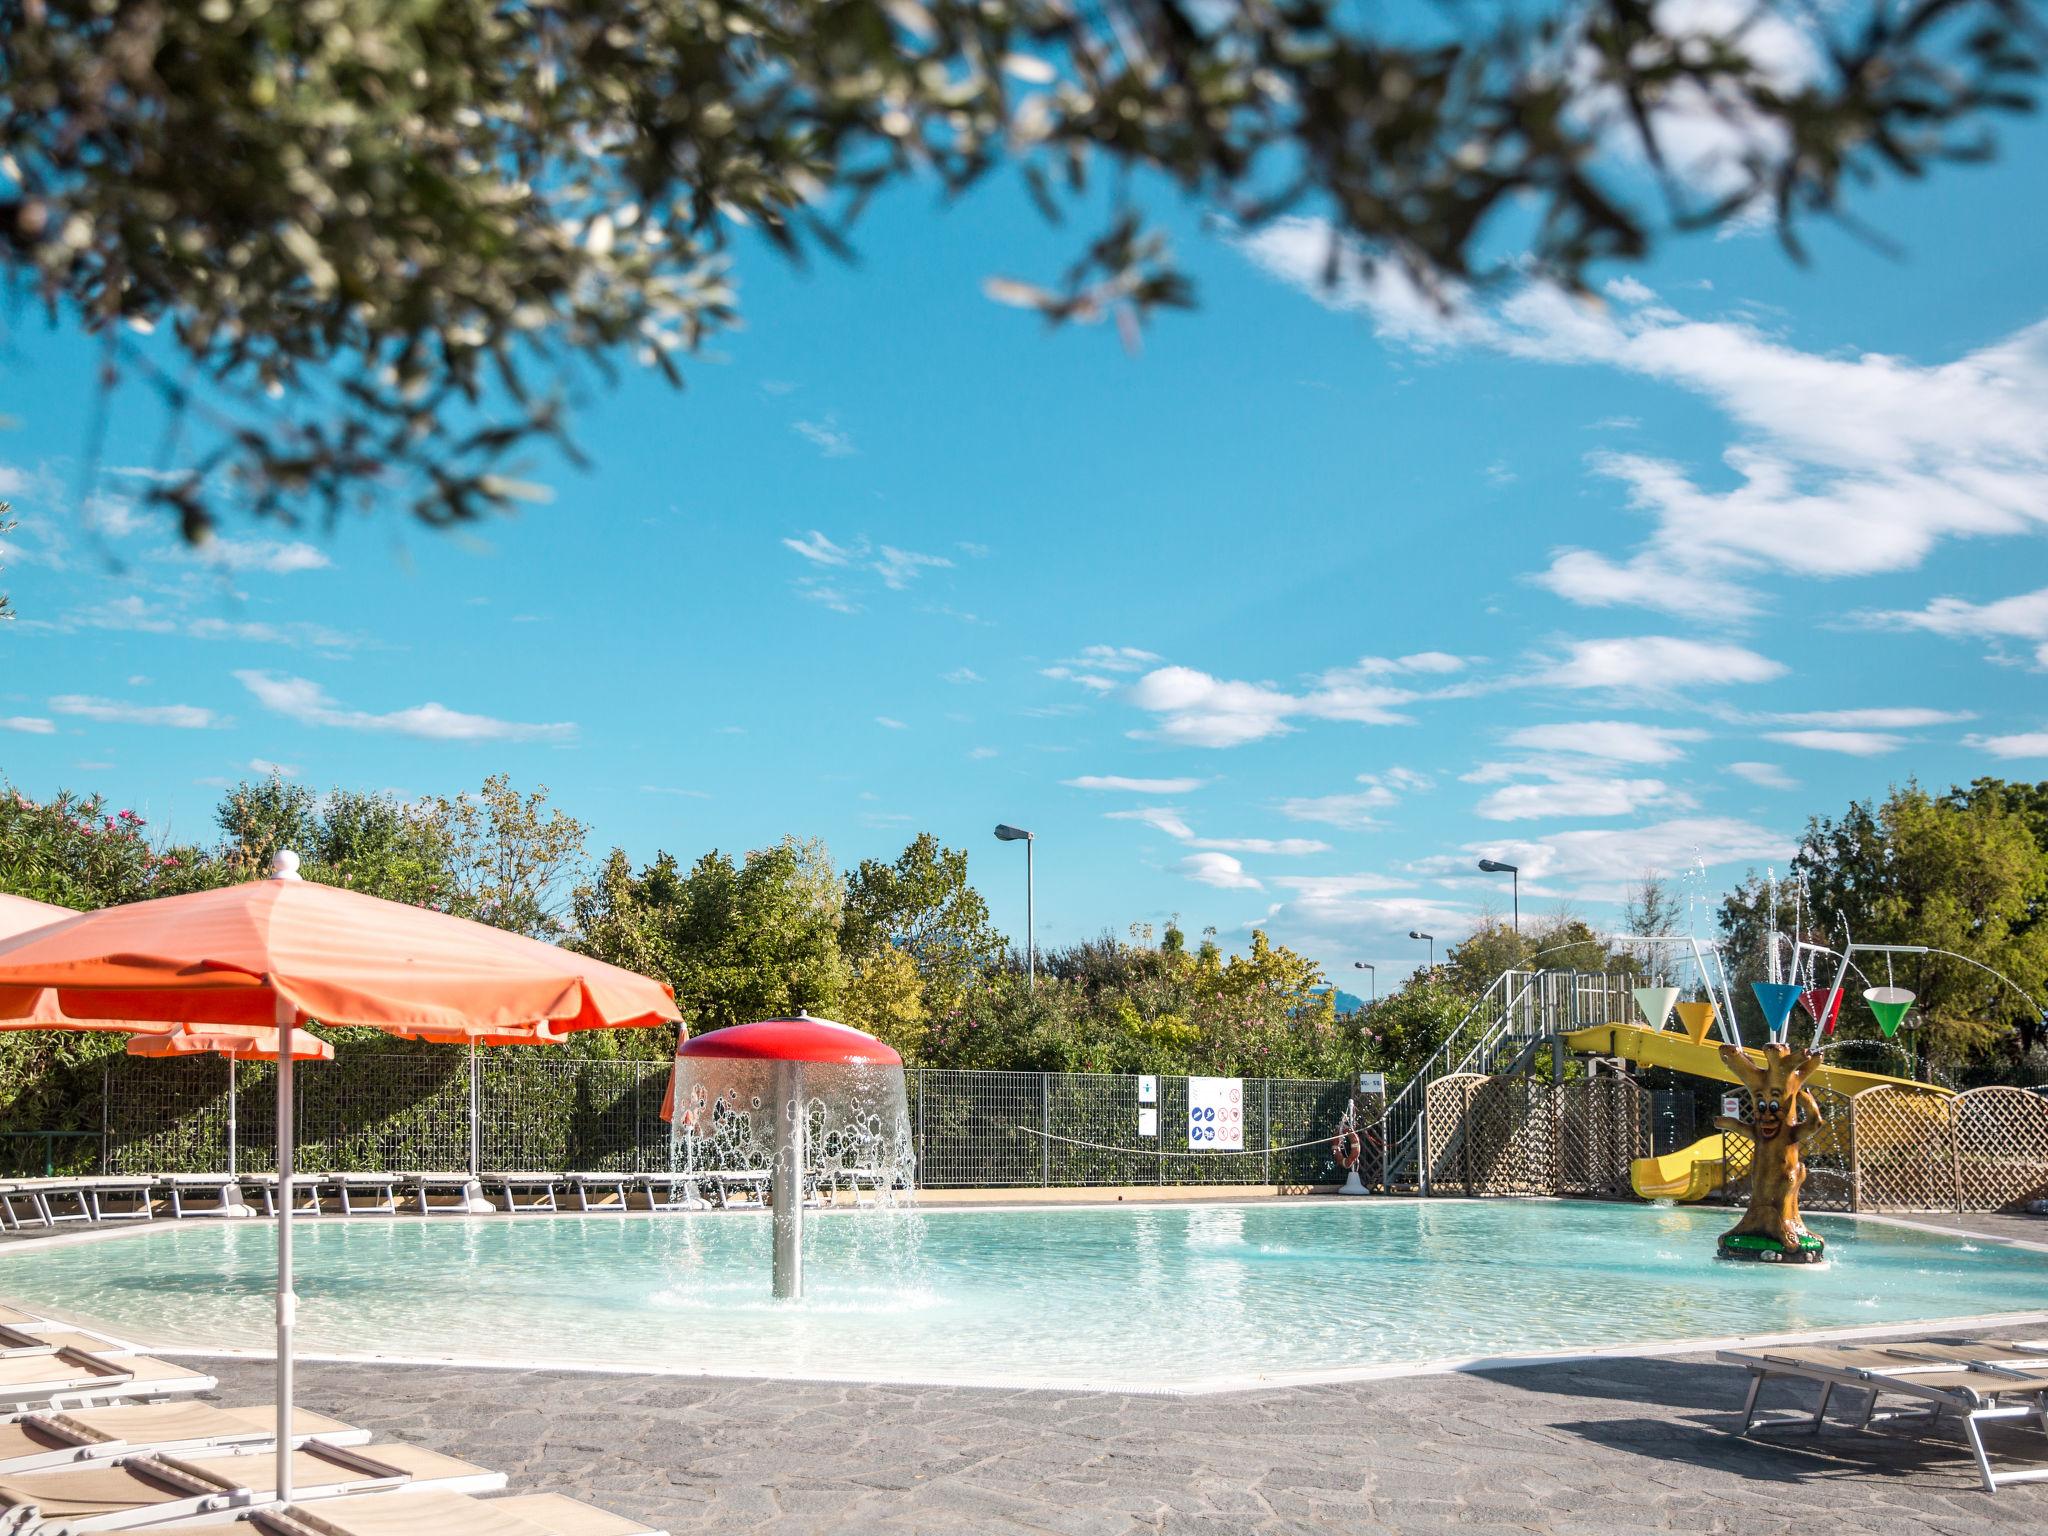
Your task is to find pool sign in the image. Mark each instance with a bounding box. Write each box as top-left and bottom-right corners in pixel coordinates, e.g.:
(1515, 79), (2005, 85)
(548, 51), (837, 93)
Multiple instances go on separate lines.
(1187, 1076), (1244, 1150)
(1137, 1075), (1157, 1104)
(1358, 1072), (1386, 1096)
(1722, 1094), (1744, 1120)
(1138, 1107), (1158, 1139)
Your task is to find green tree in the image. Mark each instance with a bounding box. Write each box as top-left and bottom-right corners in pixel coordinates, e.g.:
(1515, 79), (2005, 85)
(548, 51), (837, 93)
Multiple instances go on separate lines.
(1721, 781), (2048, 1070)
(1442, 912), (1529, 996)
(438, 775), (588, 939)
(1355, 976), (1473, 1084)
(217, 775), (454, 905)
(0, 786), (212, 908)
(6, 2), (2036, 546)
(842, 833), (1006, 1015)
(572, 837), (846, 1033)
(839, 943), (928, 1063)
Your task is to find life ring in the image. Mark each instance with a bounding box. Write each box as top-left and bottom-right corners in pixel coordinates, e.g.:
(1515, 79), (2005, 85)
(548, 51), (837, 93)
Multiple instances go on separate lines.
(1332, 1127), (1362, 1171)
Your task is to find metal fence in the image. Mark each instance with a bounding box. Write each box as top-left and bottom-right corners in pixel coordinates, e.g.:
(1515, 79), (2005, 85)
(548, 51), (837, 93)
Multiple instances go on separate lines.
(99, 1055), (1363, 1190)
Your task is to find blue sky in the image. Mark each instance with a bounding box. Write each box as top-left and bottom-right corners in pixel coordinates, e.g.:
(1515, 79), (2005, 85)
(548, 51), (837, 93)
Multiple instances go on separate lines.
(3, 95), (2045, 987)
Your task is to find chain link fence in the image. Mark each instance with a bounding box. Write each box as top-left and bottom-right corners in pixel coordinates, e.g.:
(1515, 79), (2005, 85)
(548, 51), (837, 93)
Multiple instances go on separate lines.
(101, 1055), (1364, 1190)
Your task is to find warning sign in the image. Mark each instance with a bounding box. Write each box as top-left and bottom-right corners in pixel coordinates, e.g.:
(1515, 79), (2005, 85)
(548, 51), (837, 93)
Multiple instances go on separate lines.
(1187, 1076), (1244, 1151)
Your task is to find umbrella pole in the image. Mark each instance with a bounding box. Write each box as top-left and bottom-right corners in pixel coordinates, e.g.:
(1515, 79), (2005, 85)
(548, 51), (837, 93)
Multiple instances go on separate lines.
(227, 1058), (238, 1180)
(275, 998), (296, 1506)
(469, 1038), (480, 1186)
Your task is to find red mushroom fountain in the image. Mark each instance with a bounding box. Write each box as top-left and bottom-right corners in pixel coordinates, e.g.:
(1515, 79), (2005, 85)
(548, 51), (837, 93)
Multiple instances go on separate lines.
(664, 1013), (913, 1298)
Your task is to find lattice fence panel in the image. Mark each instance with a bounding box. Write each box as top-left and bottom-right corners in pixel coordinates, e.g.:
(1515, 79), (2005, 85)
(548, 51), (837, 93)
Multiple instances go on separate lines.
(1848, 1086), (1956, 1211)
(1462, 1077), (1549, 1195)
(1554, 1077), (1644, 1197)
(1798, 1084), (1856, 1213)
(1953, 1087), (2048, 1212)
(1422, 1074), (1484, 1194)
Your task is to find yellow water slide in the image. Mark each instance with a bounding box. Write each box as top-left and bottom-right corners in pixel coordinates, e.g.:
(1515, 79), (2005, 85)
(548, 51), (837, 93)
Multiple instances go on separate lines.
(1559, 1021), (1950, 1203)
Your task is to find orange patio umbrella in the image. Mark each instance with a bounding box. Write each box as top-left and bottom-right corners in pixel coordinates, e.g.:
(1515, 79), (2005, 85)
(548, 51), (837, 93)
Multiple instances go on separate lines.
(0, 850), (680, 1502)
(0, 892), (142, 1031)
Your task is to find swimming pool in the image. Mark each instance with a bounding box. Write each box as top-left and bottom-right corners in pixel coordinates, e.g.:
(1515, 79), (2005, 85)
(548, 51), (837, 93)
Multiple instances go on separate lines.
(10, 1202), (2048, 1391)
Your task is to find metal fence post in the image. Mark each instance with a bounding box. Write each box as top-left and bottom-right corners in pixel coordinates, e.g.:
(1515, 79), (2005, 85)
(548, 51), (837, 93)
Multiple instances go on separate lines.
(1262, 1079), (1272, 1186)
(1041, 1074), (1051, 1186)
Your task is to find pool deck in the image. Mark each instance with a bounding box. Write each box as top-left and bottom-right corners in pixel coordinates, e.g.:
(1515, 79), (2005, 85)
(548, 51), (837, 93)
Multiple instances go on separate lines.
(173, 1210), (2046, 1536)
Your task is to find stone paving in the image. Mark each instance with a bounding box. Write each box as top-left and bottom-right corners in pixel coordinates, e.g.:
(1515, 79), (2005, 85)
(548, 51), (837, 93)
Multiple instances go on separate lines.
(198, 1311), (2048, 1533)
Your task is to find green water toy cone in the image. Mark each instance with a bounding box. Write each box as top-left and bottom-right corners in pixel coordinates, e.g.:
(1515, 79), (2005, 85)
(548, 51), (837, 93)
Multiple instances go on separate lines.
(1751, 982), (1802, 1043)
(1632, 985), (1679, 1032)
(1865, 986), (1914, 1039)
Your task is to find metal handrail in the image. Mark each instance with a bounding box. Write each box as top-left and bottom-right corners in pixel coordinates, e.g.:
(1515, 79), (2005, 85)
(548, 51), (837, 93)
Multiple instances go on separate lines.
(1377, 969), (1540, 1188)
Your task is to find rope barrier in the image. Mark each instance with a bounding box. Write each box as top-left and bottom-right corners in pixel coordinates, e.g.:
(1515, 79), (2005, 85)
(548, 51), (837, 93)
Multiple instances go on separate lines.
(1011, 1126), (1343, 1158)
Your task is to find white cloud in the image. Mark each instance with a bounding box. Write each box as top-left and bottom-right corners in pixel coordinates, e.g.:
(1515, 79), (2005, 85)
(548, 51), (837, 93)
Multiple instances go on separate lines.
(1768, 707), (1970, 729)
(1534, 635), (1785, 691)
(1864, 586), (2048, 668)
(875, 716), (908, 730)
(794, 579), (861, 615)
(792, 417), (856, 457)
(1969, 732), (2048, 760)
(1126, 664), (1418, 748)
(1763, 729), (1905, 757)
(1064, 775), (1206, 793)
(1274, 768), (1431, 831)
(1260, 875), (1469, 944)
(1502, 720), (1707, 764)
(1230, 218), (1490, 351)
(248, 758), (299, 778)
(1109, 805), (1328, 856)
(782, 531), (855, 567)
(873, 546), (952, 590)
(235, 671), (575, 743)
(967, 746), (998, 760)
(1728, 761), (1797, 790)
(1, 716), (55, 735)
(49, 695), (220, 729)
(943, 668), (983, 685)
(1419, 817), (1792, 900)
(198, 538), (331, 575)
(1475, 775), (1682, 821)
(1181, 851), (1262, 890)
(1241, 214), (2048, 621)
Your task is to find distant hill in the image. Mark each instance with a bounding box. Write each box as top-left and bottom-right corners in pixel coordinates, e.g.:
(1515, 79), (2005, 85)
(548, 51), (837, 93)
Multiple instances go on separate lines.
(1311, 984), (1370, 1016)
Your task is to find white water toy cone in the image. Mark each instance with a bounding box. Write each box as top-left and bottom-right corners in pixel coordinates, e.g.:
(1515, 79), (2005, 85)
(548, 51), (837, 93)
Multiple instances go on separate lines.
(1632, 985), (1679, 1032)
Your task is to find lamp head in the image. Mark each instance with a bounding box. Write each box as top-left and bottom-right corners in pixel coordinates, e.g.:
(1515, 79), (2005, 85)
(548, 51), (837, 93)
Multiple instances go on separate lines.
(993, 824), (1032, 842)
(1477, 858), (1518, 874)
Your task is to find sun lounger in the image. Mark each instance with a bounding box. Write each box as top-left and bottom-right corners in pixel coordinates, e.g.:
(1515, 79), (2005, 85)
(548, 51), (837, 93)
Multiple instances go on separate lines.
(406, 1174), (493, 1216)
(0, 1401), (369, 1475)
(75, 1179), (157, 1225)
(0, 1188), (51, 1234)
(561, 1173), (630, 1212)
(0, 1438), (504, 1532)
(236, 1488), (671, 1536)
(160, 1176), (255, 1221)
(18, 1182), (94, 1228)
(328, 1175), (401, 1217)
(1721, 1335), (2048, 1491)
(705, 1170), (769, 1210)
(246, 1176), (325, 1219)
(625, 1175), (702, 1213)
(0, 1348), (216, 1417)
(0, 1321), (133, 1360)
(484, 1175), (558, 1214)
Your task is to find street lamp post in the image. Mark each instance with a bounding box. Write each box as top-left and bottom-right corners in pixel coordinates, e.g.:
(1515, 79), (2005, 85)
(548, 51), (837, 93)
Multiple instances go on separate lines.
(1352, 960), (1376, 1004)
(1477, 858), (1520, 934)
(994, 824), (1034, 992)
(1409, 930), (1435, 971)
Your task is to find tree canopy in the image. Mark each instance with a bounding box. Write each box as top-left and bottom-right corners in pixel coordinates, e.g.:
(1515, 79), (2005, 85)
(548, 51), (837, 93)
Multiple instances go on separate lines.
(4, 0), (2039, 541)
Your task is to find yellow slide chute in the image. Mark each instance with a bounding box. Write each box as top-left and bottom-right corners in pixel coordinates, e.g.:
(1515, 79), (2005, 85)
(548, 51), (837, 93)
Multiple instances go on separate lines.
(1559, 1022), (1949, 1204)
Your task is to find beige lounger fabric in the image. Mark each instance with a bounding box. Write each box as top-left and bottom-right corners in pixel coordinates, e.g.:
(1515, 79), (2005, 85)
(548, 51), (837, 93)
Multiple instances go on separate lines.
(0, 1400), (360, 1467)
(247, 1489), (661, 1536)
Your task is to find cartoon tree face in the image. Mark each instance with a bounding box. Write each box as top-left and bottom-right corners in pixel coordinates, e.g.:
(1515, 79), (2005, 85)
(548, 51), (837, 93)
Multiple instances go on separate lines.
(1715, 1041), (1827, 1257)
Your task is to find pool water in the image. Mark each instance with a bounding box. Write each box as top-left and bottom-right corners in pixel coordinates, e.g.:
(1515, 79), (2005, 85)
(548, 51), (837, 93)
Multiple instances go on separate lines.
(9, 1202), (2048, 1390)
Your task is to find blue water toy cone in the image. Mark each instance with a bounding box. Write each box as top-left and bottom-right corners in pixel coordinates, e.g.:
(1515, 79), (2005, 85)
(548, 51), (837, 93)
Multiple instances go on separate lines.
(1751, 981), (1802, 1043)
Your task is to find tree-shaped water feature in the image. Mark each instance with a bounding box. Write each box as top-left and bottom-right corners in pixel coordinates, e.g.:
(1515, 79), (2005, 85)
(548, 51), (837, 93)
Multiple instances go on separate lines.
(663, 1014), (915, 1298)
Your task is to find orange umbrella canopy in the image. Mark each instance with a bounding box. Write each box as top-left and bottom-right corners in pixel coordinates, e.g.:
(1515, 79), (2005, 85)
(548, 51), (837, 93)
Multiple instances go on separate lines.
(0, 891), (139, 1031)
(0, 855), (680, 1036)
(128, 1025), (336, 1062)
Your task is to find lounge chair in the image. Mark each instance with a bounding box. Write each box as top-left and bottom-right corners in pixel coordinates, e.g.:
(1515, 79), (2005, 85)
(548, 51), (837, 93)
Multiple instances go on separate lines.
(0, 1321), (134, 1360)
(160, 1176), (254, 1221)
(246, 1176), (324, 1219)
(406, 1174), (494, 1216)
(625, 1175), (702, 1213)
(76, 1179), (157, 1225)
(0, 1438), (505, 1532)
(329, 1175), (401, 1217)
(236, 1489), (671, 1535)
(705, 1170), (769, 1210)
(561, 1173), (630, 1212)
(0, 1401), (369, 1475)
(484, 1174), (558, 1214)
(19, 1182), (93, 1228)
(0, 1348), (216, 1416)
(0, 1188), (51, 1234)
(1721, 1335), (2048, 1492)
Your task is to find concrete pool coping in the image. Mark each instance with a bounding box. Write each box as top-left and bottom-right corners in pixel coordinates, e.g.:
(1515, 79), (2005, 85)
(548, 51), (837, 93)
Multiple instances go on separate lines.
(8, 1198), (2048, 1396)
